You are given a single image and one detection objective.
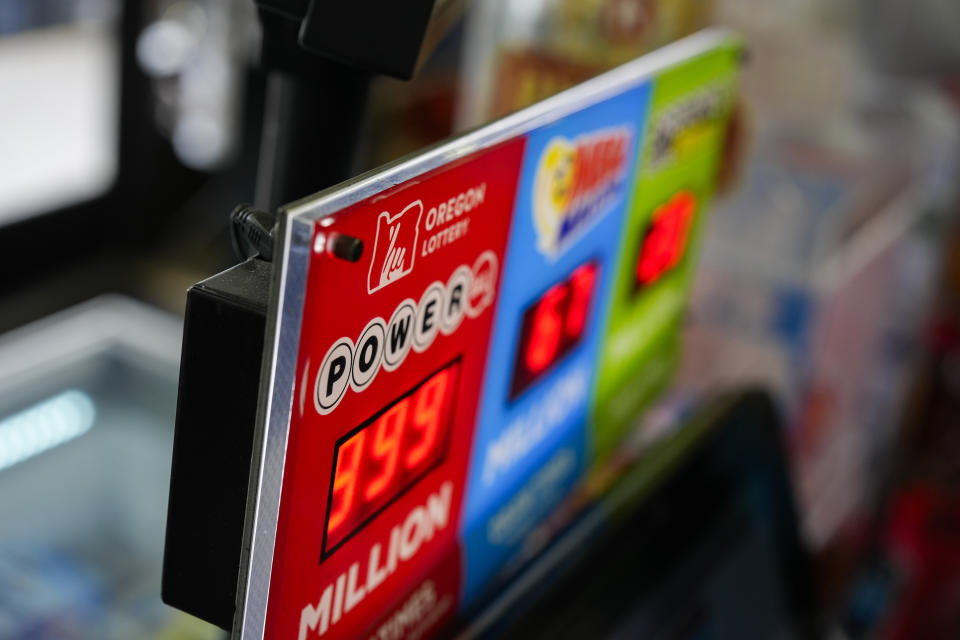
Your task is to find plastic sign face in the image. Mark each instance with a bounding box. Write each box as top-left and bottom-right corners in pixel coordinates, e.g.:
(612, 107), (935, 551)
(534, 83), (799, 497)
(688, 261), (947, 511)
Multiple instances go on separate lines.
(237, 29), (741, 640)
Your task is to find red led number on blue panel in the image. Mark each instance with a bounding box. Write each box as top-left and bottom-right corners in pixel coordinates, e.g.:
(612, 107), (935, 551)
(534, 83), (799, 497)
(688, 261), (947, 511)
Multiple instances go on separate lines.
(323, 360), (460, 555)
(510, 262), (598, 399)
(635, 190), (697, 288)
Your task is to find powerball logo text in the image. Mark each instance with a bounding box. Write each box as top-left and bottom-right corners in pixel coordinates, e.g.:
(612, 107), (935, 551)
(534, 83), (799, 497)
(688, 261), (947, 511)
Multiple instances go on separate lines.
(532, 127), (632, 256)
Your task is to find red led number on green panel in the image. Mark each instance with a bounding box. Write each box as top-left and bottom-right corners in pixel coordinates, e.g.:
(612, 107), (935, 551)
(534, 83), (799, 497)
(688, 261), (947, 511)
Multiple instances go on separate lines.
(635, 190), (697, 288)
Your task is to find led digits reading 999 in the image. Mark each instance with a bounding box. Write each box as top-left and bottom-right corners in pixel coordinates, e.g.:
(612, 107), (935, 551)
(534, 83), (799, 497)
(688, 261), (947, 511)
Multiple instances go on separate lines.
(509, 262), (599, 399)
(635, 190), (697, 289)
(323, 360), (461, 554)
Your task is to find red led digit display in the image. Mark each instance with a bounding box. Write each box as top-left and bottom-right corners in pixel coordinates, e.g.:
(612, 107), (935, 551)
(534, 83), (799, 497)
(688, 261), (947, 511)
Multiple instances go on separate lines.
(635, 190), (697, 289)
(322, 359), (461, 555)
(509, 261), (599, 399)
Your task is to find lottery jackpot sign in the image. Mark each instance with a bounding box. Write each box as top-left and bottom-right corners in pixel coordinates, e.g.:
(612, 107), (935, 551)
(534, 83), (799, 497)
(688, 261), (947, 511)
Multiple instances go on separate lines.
(237, 29), (740, 640)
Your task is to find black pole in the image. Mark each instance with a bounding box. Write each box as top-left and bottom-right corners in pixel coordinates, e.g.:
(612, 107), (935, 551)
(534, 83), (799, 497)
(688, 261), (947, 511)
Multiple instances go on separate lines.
(253, 9), (372, 211)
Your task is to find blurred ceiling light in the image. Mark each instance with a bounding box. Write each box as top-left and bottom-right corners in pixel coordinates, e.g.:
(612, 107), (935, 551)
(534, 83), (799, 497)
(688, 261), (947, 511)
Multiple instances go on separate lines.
(137, 19), (194, 77)
(0, 390), (96, 473)
(173, 111), (229, 169)
(136, 2), (207, 78)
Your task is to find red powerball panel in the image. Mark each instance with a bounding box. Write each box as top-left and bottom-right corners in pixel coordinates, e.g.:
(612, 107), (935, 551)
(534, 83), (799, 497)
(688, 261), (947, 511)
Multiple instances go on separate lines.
(264, 140), (526, 640)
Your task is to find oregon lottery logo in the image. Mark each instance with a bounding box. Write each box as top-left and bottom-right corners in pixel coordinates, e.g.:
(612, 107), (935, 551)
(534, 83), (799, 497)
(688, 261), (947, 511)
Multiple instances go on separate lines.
(368, 200), (423, 293)
(532, 127), (631, 256)
(316, 251), (499, 414)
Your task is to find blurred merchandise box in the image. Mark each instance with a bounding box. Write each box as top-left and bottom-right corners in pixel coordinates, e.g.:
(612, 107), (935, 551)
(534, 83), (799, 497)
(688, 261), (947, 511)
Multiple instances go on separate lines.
(679, 90), (960, 549)
(458, 0), (713, 126)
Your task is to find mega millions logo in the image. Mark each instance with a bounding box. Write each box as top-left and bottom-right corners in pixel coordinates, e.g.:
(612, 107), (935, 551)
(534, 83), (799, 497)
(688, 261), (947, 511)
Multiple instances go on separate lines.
(532, 127), (632, 256)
